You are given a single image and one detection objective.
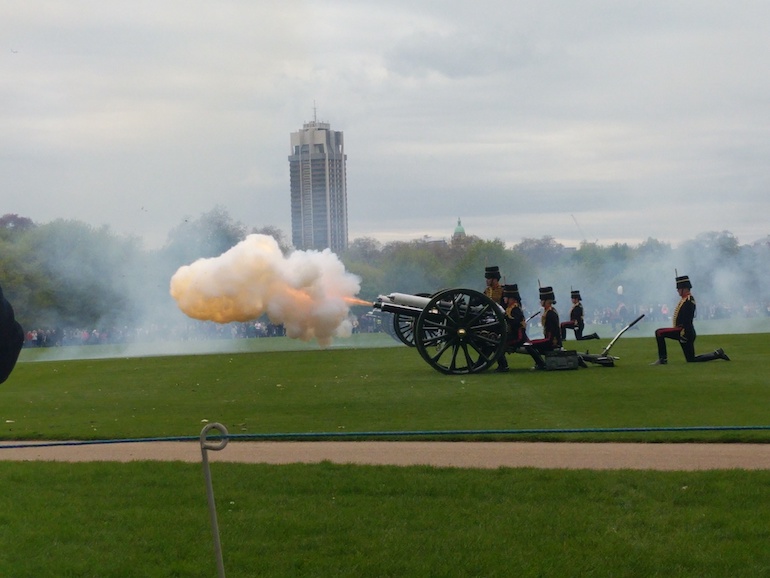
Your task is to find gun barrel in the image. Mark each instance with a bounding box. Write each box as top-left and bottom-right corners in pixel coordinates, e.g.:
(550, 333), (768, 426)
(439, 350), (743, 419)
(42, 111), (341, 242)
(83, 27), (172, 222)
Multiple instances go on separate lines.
(376, 292), (432, 309)
(374, 291), (503, 319)
(373, 301), (423, 318)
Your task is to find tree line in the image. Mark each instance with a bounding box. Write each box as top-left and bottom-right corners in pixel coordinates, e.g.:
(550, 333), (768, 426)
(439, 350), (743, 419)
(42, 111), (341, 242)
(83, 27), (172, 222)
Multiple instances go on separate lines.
(1, 209), (769, 335)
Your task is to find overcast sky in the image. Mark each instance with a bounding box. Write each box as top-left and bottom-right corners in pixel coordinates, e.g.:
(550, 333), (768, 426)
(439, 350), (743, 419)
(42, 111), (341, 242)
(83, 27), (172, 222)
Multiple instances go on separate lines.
(3, 1), (769, 250)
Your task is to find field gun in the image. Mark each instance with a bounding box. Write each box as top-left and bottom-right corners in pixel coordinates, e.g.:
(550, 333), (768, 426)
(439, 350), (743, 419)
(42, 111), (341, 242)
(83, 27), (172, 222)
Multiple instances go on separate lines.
(372, 288), (508, 375)
(370, 289), (642, 374)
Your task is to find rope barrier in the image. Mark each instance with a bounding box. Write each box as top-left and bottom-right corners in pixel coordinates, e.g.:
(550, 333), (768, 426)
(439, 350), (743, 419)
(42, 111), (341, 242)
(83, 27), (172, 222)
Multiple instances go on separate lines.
(2, 424), (770, 450)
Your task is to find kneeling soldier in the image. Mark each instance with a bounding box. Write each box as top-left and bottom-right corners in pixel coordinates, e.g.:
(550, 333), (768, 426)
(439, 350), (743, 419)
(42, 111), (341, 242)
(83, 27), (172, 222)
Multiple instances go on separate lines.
(651, 274), (730, 365)
(560, 289), (599, 341)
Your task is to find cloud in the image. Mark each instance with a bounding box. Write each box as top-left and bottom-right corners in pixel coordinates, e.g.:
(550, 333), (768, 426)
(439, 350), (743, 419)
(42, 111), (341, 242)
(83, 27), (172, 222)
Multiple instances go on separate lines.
(1, 0), (769, 250)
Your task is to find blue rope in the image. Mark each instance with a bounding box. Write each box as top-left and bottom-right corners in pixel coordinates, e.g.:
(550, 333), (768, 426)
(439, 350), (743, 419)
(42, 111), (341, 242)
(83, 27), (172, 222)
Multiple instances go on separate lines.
(2, 425), (770, 450)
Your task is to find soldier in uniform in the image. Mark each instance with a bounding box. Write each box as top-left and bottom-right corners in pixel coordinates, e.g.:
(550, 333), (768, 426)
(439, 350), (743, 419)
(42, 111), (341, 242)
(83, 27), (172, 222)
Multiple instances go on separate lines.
(502, 284), (549, 369)
(483, 266), (504, 305)
(528, 286), (561, 369)
(560, 289), (599, 341)
(502, 284), (528, 351)
(0, 283), (24, 384)
(651, 274), (730, 365)
(483, 265), (508, 372)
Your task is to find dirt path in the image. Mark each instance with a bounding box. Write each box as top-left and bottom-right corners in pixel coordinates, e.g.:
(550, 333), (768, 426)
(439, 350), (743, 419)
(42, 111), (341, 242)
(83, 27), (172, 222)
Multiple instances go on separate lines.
(2, 441), (770, 470)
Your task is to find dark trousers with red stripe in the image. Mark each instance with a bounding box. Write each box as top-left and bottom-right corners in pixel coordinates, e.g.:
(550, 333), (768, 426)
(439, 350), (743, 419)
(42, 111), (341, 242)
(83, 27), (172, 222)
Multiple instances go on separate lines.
(654, 327), (719, 362)
(527, 338), (558, 368)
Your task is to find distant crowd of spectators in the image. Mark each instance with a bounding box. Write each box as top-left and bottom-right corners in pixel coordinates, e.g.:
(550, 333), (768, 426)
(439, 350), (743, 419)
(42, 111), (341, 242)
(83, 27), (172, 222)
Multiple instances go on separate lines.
(20, 302), (769, 348)
(22, 312), (386, 348)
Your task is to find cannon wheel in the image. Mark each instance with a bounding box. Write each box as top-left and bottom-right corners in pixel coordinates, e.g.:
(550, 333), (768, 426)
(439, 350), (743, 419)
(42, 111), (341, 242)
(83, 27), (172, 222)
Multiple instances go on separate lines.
(414, 288), (507, 374)
(392, 292), (431, 347)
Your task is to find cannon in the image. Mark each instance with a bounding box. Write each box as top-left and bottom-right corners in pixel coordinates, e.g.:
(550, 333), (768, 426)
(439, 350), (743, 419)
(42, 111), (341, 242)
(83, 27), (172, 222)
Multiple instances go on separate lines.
(377, 292), (435, 348)
(373, 288), (508, 374)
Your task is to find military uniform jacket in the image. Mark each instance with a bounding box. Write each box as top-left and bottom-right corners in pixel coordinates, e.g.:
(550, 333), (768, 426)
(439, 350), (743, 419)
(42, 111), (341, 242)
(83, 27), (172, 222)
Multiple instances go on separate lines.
(542, 307), (561, 347)
(505, 303), (528, 344)
(484, 285), (504, 306)
(569, 302), (585, 332)
(673, 295), (696, 341)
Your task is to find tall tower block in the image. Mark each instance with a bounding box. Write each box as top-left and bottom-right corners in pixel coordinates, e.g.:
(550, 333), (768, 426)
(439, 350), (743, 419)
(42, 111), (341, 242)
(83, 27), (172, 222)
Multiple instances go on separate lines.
(289, 119), (348, 253)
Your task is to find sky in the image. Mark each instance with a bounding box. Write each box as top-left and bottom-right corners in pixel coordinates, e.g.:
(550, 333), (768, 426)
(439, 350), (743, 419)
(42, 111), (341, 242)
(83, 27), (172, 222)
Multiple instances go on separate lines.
(3, 0), (770, 251)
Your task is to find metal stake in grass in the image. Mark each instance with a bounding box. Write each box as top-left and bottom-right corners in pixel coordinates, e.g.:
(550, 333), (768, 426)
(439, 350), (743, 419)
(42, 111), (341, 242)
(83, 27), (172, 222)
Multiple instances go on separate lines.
(201, 422), (230, 578)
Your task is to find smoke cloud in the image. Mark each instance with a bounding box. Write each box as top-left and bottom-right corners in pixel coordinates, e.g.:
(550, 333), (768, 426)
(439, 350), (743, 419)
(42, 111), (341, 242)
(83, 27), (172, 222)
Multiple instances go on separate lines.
(169, 234), (361, 347)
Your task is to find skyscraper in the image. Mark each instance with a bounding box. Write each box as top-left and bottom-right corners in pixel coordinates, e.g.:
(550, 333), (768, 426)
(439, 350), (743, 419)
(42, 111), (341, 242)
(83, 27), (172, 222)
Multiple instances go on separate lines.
(289, 119), (348, 253)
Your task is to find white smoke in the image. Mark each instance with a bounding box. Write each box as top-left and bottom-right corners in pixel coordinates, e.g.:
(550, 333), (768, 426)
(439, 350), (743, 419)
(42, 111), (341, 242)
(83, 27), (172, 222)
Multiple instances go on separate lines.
(169, 234), (361, 347)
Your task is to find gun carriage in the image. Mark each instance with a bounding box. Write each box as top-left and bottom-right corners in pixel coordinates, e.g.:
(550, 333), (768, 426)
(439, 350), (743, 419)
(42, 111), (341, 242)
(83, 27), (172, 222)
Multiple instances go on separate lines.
(373, 289), (644, 374)
(374, 288), (507, 374)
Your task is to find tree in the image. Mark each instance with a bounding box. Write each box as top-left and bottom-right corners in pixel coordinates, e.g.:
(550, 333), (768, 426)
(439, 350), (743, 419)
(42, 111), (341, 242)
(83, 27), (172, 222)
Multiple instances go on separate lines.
(514, 236), (566, 268)
(162, 206), (246, 266)
(12, 220), (142, 327)
(0, 214), (35, 245)
(447, 238), (511, 288)
(343, 237), (383, 266)
(0, 213), (35, 232)
(635, 237), (671, 259)
(694, 231), (740, 256)
(380, 240), (453, 294)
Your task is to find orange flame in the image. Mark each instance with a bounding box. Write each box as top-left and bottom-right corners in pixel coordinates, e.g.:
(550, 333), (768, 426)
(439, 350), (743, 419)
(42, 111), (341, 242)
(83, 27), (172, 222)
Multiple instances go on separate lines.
(344, 297), (373, 306)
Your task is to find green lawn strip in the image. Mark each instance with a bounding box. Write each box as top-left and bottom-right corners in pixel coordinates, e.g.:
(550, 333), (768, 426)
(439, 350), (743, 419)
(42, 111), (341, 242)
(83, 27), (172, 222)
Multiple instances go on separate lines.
(2, 332), (767, 442)
(2, 333), (766, 442)
(0, 462), (769, 578)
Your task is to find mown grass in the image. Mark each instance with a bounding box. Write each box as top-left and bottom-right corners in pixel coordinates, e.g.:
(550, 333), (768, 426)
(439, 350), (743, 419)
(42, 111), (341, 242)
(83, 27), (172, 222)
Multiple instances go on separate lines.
(1, 462), (770, 578)
(1, 331), (769, 577)
(2, 332), (768, 442)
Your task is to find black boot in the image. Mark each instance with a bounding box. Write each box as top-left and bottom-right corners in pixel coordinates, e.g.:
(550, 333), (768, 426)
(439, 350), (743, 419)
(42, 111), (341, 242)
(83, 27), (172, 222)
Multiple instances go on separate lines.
(526, 346), (546, 370)
(495, 355), (509, 372)
(715, 348), (731, 361)
(692, 349), (731, 362)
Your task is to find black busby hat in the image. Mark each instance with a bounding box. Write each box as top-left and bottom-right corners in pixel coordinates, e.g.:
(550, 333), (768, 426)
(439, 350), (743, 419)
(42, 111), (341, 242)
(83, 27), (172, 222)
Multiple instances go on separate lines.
(484, 265), (501, 280)
(570, 289), (582, 300)
(676, 275), (692, 289)
(503, 284), (520, 300)
(539, 286), (556, 303)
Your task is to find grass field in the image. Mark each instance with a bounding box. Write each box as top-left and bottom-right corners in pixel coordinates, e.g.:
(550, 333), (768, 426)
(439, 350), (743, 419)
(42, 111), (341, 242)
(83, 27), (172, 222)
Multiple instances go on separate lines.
(1, 329), (769, 577)
(4, 330), (768, 442)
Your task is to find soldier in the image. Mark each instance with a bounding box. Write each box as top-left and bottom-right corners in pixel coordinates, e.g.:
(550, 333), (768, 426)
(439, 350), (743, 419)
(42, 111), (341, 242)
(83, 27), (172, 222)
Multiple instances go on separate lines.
(483, 265), (508, 372)
(0, 284), (24, 384)
(560, 289), (599, 341)
(483, 266), (504, 305)
(651, 274), (730, 365)
(528, 286), (561, 369)
(502, 284), (529, 350)
(502, 284), (547, 369)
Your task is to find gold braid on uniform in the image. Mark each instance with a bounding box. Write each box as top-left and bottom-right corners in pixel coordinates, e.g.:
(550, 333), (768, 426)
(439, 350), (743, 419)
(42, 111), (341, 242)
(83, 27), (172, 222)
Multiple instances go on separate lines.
(672, 298), (684, 327)
(673, 295), (695, 338)
(673, 296), (695, 326)
(485, 286), (503, 302)
(541, 306), (557, 327)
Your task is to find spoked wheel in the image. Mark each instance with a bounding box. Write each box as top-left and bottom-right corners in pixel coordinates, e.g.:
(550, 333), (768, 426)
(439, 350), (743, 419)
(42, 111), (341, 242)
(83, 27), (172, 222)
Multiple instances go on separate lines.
(376, 311), (401, 344)
(392, 312), (417, 346)
(414, 288), (507, 374)
(392, 292), (431, 347)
